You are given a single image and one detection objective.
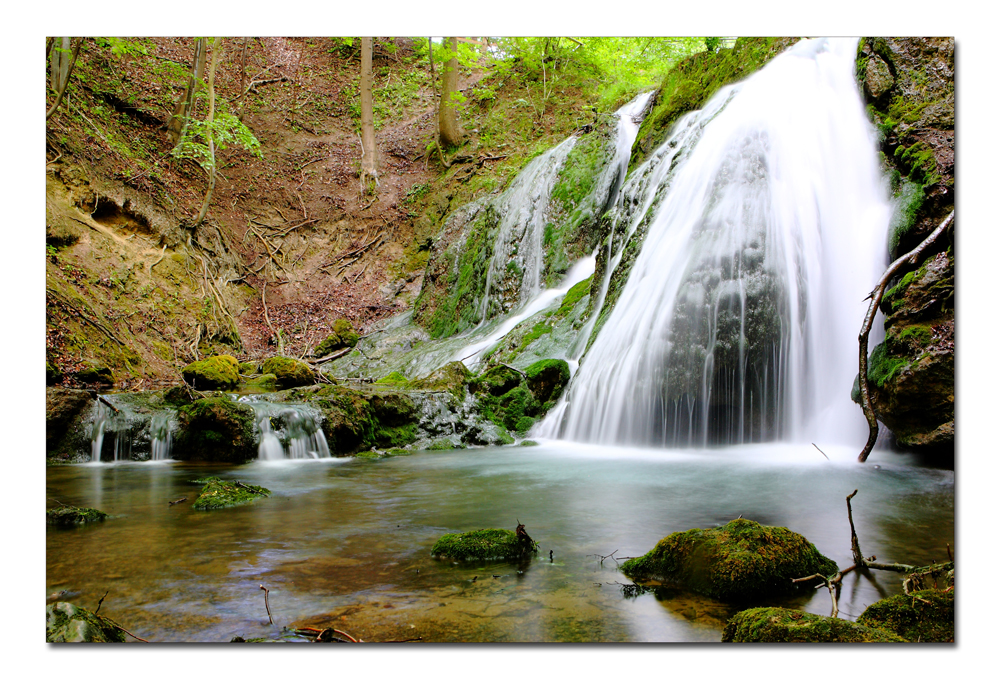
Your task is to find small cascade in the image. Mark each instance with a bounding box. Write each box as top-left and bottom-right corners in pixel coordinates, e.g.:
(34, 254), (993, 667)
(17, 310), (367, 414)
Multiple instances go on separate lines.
(89, 398), (134, 462)
(150, 412), (174, 461)
(242, 399), (331, 460)
(540, 38), (893, 448)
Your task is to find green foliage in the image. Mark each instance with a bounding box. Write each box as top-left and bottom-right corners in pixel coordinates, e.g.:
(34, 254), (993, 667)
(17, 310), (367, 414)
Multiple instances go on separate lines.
(556, 277), (593, 318)
(172, 109), (262, 175)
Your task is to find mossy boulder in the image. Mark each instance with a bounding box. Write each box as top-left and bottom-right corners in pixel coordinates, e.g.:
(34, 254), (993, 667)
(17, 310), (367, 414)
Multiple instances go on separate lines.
(524, 358), (571, 405)
(46, 387), (94, 459)
(470, 364), (523, 396)
(192, 476), (271, 510)
(46, 602), (126, 642)
(241, 373), (279, 392)
(173, 397), (256, 463)
(238, 361), (259, 375)
(261, 356), (315, 388)
(722, 607), (906, 642)
(431, 527), (537, 561)
(181, 355), (240, 390)
(313, 318), (359, 356)
(619, 518), (838, 602)
(856, 589), (954, 643)
(375, 371), (410, 387)
(46, 506), (108, 527)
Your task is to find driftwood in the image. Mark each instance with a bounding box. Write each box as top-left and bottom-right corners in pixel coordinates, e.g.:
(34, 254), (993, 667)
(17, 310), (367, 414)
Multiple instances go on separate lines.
(857, 211), (954, 462)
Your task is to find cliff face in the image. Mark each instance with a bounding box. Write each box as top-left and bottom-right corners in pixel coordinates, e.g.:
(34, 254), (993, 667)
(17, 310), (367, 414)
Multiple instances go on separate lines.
(855, 38), (955, 453)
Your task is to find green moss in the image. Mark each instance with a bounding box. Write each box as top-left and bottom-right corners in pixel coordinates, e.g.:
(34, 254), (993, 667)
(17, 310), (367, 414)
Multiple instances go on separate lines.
(619, 518), (838, 602)
(46, 602), (126, 643)
(856, 589), (953, 642)
(173, 397), (257, 463)
(238, 361), (259, 375)
(375, 371), (410, 386)
(517, 322), (553, 352)
(46, 506), (109, 527)
(470, 364), (523, 396)
(431, 528), (537, 561)
(355, 449), (381, 459)
(524, 358), (571, 405)
(240, 373), (278, 392)
(555, 276), (592, 318)
(261, 357), (315, 388)
(181, 355), (241, 390)
(867, 342), (909, 388)
(314, 319), (359, 356)
(722, 607), (906, 642)
(887, 180), (925, 258)
(409, 361), (473, 399)
(192, 477), (271, 510)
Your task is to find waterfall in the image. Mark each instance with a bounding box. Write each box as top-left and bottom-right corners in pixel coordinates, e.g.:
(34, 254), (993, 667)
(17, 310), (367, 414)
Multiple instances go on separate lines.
(242, 399), (331, 460)
(539, 38), (892, 448)
(150, 412), (173, 461)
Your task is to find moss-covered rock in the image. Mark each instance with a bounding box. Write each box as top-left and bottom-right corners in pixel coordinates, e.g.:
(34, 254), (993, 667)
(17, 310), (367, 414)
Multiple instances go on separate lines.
(46, 602), (126, 642)
(375, 371), (410, 386)
(192, 476), (271, 510)
(181, 355), (240, 390)
(314, 318), (360, 356)
(856, 589), (953, 642)
(431, 527), (537, 561)
(722, 607), (906, 642)
(75, 360), (115, 386)
(46, 506), (109, 527)
(46, 387), (94, 460)
(173, 397), (256, 463)
(238, 361), (259, 375)
(470, 364), (523, 397)
(619, 518), (838, 602)
(261, 356), (315, 388)
(524, 358), (571, 405)
(409, 361), (473, 399)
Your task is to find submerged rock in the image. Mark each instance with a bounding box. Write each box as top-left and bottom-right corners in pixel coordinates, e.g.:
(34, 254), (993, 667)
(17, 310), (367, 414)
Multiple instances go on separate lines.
(181, 355), (240, 390)
(46, 505), (108, 527)
(722, 607), (905, 642)
(856, 588), (954, 642)
(192, 477), (271, 510)
(432, 526), (537, 561)
(619, 518), (838, 602)
(46, 602), (126, 642)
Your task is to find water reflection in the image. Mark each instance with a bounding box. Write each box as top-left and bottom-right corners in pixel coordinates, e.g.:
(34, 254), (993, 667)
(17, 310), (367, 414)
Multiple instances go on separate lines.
(46, 443), (953, 642)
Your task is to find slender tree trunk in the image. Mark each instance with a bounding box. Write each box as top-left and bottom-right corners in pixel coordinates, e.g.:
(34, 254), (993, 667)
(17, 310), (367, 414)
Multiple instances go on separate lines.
(438, 37), (463, 148)
(359, 37), (378, 189)
(193, 38), (224, 227)
(46, 38), (82, 120)
(428, 37), (435, 78)
(168, 38), (207, 145)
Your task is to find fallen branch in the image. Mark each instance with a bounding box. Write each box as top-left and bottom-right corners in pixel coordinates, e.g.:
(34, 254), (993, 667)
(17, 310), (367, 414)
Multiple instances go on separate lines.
(307, 347), (352, 365)
(259, 585), (273, 625)
(857, 211), (954, 462)
(811, 443), (830, 461)
(95, 591), (109, 615)
(168, 497), (188, 506)
(235, 481), (267, 495)
(97, 395), (120, 413)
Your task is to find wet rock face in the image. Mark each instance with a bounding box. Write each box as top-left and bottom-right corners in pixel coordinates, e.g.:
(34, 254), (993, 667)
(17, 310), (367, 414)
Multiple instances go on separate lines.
(46, 388), (95, 459)
(46, 602), (126, 643)
(856, 38), (954, 454)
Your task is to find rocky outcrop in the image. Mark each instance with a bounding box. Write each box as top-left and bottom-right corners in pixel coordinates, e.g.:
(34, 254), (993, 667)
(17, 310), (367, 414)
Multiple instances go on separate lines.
(173, 397), (257, 463)
(261, 356), (315, 388)
(46, 387), (94, 461)
(856, 38), (955, 454)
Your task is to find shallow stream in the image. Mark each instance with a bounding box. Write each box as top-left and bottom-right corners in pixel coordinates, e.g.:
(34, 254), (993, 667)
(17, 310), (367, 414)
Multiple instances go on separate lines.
(46, 442), (953, 642)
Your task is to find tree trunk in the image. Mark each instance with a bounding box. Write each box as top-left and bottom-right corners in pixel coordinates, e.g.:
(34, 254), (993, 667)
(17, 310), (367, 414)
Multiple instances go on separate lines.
(46, 38), (82, 120)
(438, 37), (464, 148)
(168, 38), (207, 146)
(359, 37), (378, 189)
(193, 38), (224, 227)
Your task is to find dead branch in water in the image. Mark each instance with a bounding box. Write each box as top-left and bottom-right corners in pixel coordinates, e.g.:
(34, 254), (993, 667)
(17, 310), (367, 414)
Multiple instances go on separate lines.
(811, 443), (830, 461)
(259, 585), (273, 625)
(857, 211), (954, 463)
(168, 497), (188, 506)
(95, 591), (109, 615)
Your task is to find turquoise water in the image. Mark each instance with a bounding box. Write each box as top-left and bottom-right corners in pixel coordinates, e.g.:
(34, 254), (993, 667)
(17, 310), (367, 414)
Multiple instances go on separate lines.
(46, 442), (953, 642)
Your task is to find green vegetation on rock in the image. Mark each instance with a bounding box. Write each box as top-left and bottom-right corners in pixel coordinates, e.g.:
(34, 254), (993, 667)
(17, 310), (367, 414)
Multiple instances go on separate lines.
(173, 397), (257, 463)
(619, 518), (838, 602)
(524, 358), (571, 404)
(181, 355), (240, 390)
(314, 319), (360, 356)
(192, 476), (271, 510)
(261, 356), (315, 388)
(46, 505), (109, 527)
(431, 527), (537, 561)
(722, 607), (906, 642)
(856, 589), (953, 643)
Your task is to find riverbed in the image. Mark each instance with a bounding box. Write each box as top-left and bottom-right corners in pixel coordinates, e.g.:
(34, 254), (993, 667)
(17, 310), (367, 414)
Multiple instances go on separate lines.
(45, 441), (954, 643)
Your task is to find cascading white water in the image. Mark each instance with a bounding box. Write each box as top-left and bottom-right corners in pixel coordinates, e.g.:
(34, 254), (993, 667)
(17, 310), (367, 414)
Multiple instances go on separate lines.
(242, 399), (331, 460)
(539, 38), (892, 448)
(150, 412), (173, 461)
(454, 92), (654, 369)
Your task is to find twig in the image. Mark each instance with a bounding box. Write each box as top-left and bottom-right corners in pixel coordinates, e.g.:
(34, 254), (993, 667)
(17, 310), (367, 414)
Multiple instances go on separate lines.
(168, 497), (188, 506)
(308, 346), (352, 365)
(95, 591), (109, 615)
(235, 481), (266, 495)
(259, 584), (273, 625)
(97, 395), (120, 413)
(109, 622), (149, 642)
(811, 443), (830, 461)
